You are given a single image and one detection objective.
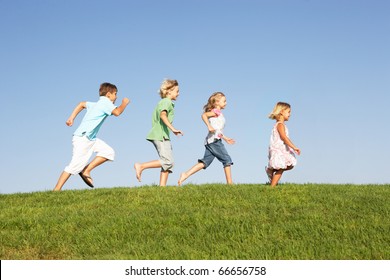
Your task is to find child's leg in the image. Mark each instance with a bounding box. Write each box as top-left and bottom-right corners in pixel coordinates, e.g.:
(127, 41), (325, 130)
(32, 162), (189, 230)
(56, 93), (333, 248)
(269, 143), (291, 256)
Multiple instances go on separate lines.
(265, 167), (274, 182)
(56, 136), (95, 191)
(270, 170), (284, 187)
(224, 165), (233, 185)
(271, 166), (294, 187)
(80, 138), (114, 185)
(136, 140), (173, 184)
(53, 171), (71, 191)
(82, 156), (109, 178)
(134, 160), (162, 182)
(206, 140), (233, 184)
(178, 162), (205, 186)
(159, 170), (170, 186)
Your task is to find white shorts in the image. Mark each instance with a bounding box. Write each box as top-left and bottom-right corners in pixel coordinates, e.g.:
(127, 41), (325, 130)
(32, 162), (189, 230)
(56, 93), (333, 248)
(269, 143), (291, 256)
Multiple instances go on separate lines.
(64, 136), (115, 175)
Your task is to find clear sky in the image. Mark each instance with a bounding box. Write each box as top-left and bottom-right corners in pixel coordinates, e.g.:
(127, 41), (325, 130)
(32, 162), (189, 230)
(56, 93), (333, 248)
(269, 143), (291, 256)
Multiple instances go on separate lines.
(1, 0), (389, 194)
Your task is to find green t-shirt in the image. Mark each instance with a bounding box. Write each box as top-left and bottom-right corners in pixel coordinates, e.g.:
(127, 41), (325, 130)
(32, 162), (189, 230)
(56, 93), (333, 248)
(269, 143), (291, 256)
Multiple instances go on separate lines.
(146, 98), (175, 141)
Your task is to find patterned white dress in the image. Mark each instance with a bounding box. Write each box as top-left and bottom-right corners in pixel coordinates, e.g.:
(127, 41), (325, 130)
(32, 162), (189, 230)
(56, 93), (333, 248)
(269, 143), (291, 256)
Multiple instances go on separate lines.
(268, 122), (297, 170)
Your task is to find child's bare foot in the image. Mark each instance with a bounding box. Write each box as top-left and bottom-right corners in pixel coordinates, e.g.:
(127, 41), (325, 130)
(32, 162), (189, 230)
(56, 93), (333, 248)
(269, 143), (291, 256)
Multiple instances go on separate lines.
(134, 163), (142, 182)
(178, 173), (187, 186)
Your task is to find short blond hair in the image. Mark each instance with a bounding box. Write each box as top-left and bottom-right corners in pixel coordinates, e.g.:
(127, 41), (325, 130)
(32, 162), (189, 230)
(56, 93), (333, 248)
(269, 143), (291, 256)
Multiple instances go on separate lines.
(159, 79), (179, 98)
(269, 102), (291, 120)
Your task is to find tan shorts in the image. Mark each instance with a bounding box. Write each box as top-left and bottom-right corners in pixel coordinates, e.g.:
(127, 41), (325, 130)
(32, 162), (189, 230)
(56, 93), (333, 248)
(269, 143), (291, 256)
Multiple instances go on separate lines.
(149, 139), (174, 172)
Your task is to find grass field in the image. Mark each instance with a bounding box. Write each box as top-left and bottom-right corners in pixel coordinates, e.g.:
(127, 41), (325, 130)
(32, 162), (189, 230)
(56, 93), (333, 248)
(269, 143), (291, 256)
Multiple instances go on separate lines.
(0, 184), (389, 260)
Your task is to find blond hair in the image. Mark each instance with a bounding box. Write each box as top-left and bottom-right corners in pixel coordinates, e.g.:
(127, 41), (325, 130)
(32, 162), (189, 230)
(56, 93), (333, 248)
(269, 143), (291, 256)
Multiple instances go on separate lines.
(269, 102), (291, 120)
(159, 79), (179, 98)
(99, 82), (117, 96)
(203, 92), (225, 112)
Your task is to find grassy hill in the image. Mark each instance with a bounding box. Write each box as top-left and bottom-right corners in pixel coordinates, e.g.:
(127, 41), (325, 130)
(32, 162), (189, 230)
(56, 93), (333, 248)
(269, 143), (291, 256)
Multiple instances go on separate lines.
(1, 184), (389, 260)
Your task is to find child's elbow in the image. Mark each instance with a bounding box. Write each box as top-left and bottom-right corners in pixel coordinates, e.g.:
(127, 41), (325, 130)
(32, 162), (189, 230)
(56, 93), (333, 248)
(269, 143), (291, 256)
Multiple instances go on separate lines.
(280, 136), (289, 143)
(111, 109), (121, 117)
(79, 102), (87, 109)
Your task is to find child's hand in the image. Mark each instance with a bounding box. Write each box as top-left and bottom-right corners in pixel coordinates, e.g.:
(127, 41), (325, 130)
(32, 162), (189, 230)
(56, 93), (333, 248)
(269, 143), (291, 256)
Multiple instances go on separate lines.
(224, 137), (236, 145)
(112, 98), (130, 116)
(294, 147), (301, 155)
(122, 98), (130, 105)
(208, 126), (216, 133)
(66, 118), (73, 127)
(172, 129), (184, 136)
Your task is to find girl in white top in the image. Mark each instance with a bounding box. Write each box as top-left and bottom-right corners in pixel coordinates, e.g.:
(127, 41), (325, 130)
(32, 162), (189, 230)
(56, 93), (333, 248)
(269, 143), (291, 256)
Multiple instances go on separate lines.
(178, 92), (235, 186)
(266, 102), (301, 187)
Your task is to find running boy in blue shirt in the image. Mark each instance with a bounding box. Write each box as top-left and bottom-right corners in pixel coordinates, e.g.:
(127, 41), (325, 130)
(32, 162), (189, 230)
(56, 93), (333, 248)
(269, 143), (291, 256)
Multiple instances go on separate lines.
(53, 82), (130, 191)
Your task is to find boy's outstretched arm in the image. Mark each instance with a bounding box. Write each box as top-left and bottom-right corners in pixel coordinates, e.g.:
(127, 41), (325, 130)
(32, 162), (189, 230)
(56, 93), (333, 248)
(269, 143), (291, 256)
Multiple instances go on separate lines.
(66, 102), (87, 126)
(112, 98), (130, 116)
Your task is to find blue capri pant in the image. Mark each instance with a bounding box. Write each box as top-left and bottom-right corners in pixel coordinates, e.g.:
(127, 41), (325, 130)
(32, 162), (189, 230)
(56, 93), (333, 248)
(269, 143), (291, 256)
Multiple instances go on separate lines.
(198, 139), (233, 169)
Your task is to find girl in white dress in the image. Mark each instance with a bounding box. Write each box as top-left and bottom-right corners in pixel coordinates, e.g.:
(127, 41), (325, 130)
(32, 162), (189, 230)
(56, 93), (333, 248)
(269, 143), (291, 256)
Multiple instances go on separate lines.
(266, 102), (301, 187)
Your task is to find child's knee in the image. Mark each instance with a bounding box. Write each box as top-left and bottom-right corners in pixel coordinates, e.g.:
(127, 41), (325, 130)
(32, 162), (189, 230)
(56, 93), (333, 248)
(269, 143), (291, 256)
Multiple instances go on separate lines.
(162, 161), (174, 171)
(98, 147), (115, 161)
(64, 162), (86, 175)
(108, 148), (115, 160)
(222, 156), (233, 168)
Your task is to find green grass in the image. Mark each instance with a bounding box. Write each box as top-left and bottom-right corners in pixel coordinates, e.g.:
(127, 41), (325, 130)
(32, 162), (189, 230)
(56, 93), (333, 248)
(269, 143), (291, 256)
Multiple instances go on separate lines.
(1, 184), (389, 260)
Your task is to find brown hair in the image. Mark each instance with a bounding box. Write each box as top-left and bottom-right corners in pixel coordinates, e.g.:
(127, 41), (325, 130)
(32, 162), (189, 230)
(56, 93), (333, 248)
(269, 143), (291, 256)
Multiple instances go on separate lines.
(203, 92), (225, 112)
(99, 82), (117, 96)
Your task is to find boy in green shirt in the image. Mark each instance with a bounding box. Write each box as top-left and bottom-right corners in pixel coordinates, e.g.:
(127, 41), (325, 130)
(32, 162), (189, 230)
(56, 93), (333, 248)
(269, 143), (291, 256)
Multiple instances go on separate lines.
(134, 79), (183, 186)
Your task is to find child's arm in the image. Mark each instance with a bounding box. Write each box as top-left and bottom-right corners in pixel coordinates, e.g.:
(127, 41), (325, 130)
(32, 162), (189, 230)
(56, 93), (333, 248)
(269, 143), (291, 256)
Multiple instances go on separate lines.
(277, 123), (301, 155)
(66, 102), (87, 126)
(201, 111), (217, 133)
(160, 110), (183, 136)
(112, 98), (130, 116)
(221, 135), (236, 145)
(202, 111), (235, 144)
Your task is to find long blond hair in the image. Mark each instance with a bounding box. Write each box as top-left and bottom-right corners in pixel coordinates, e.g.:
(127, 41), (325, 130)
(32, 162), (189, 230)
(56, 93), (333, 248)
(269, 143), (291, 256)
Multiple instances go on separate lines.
(159, 79), (178, 98)
(203, 92), (225, 112)
(269, 102), (291, 120)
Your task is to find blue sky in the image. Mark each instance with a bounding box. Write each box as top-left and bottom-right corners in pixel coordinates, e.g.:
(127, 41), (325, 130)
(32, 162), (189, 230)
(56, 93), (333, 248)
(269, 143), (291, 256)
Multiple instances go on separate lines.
(1, 0), (389, 194)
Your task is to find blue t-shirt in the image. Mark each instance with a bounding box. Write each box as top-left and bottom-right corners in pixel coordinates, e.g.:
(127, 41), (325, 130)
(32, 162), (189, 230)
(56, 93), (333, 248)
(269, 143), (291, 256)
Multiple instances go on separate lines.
(74, 96), (116, 140)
